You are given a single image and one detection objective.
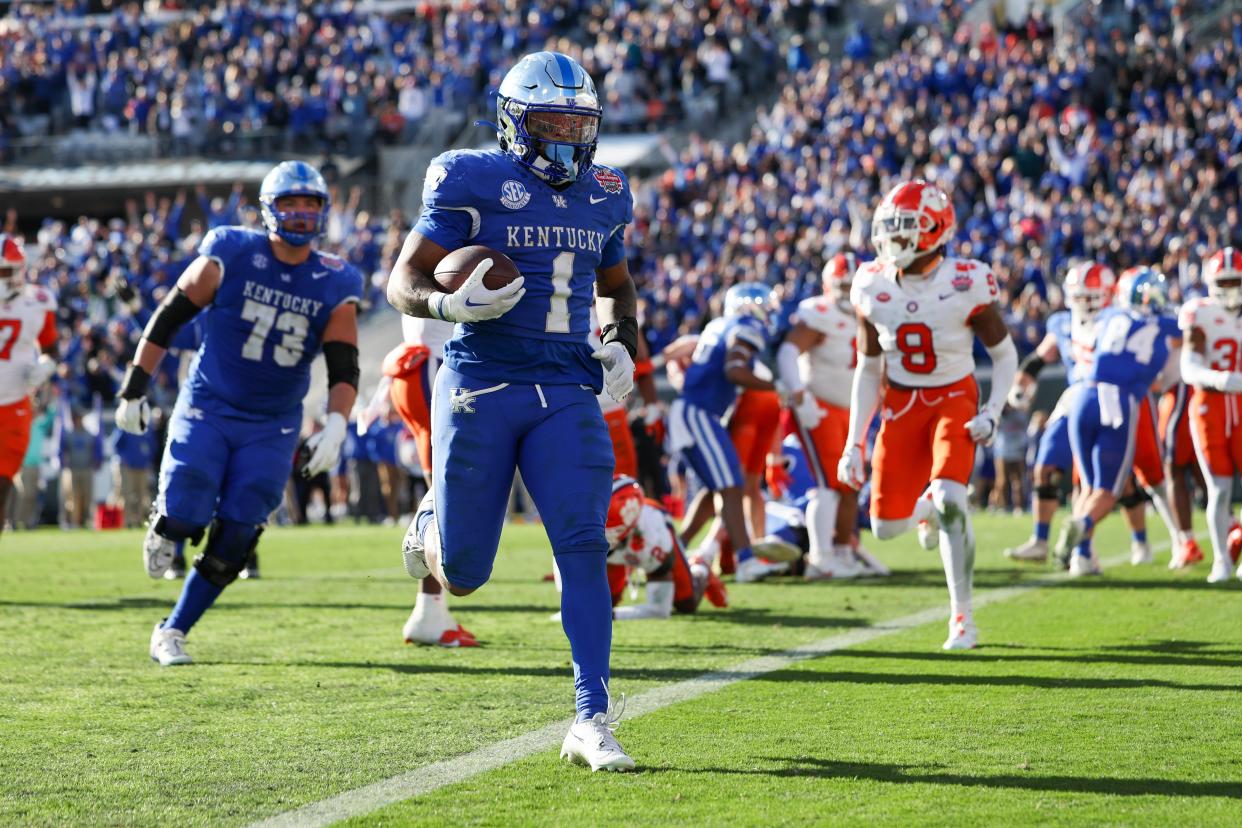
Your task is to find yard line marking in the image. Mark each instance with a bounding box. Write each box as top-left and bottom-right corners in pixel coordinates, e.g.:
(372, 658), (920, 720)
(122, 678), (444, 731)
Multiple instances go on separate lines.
(249, 548), (1149, 828)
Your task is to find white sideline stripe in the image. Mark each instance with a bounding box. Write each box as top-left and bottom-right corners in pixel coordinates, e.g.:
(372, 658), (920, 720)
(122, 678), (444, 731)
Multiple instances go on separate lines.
(249, 548), (1148, 828)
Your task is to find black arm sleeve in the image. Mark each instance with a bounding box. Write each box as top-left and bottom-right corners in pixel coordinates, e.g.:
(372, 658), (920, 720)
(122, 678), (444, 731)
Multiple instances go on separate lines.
(143, 287), (203, 348)
(323, 341), (360, 390)
(1019, 350), (1046, 380)
(600, 317), (639, 360)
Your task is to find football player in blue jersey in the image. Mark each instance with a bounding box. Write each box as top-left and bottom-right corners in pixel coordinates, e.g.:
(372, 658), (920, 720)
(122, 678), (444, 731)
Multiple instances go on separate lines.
(1004, 264), (1184, 566)
(116, 161), (363, 666)
(385, 52), (638, 772)
(1056, 268), (1182, 575)
(671, 283), (790, 584)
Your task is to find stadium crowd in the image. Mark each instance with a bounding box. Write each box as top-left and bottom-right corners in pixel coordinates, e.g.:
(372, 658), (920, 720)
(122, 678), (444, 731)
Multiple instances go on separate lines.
(5, 0), (1241, 537)
(628, 2), (1242, 359)
(0, 0), (814, 161)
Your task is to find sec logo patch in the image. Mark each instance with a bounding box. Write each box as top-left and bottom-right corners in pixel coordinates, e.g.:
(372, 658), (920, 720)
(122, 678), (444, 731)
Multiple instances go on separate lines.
(500, 180), (531, 210)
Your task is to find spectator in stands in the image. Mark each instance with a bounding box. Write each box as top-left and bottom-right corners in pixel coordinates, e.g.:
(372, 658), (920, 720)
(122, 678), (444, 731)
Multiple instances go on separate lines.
(57, 404), (101, 530)
(109, 422), (158, 528)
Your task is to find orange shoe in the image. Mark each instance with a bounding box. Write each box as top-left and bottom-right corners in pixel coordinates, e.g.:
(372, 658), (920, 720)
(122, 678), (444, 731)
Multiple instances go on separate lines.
(1170, 538), (1205, 569)
(704, 570), (729, 608)
(439, 624), (480, 647)
(1228, 525), (1242, 565)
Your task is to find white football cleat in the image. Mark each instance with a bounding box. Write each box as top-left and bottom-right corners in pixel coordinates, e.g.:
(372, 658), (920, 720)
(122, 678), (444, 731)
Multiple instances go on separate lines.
(561, 705), (635, 772)
(1068, 552), (1102, 577)
(402, 492), (435, 580)
(752, 535), (803, 563)
(1003, 537), (1048, 563)
(143, 518), (177, 579)
(402, 607), (479, 647)
(149, 621), (192, 666)
(1129, 540), (1152, 566)
(942, 613), (977, 650)
(804, 547), (863, 581)
(1053, 518), (1085, 570)
(1207, 560), (1233, 584)
(850, 544), (890, 576)
(734, 556), (788, 583)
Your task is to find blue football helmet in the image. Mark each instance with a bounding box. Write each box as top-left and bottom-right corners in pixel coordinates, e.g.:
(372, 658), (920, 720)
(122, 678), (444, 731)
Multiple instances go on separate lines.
(1117, 266), (1169, 315)
(724, 283), (774, 326)
(496, 51), (601, 185)
(259, 161), (330, 246)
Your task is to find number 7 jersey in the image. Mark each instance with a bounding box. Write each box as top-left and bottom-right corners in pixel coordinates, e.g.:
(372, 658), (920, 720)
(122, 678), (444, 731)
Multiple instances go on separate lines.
(850, 257), (999, 387)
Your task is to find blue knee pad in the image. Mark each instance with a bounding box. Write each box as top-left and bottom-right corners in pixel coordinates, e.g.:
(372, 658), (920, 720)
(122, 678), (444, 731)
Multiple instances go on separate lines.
(193, 519), (264, 588)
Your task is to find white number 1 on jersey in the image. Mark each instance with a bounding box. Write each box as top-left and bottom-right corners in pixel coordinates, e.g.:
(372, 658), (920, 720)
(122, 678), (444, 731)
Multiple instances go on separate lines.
(545, 251), (574, 333)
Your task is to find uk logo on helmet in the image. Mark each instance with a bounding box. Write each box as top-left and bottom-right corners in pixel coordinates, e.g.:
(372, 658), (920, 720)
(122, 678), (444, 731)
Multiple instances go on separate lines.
(500, 180), (531, 210)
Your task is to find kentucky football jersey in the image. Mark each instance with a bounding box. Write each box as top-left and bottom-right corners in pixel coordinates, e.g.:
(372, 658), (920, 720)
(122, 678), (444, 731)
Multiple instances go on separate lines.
(681, 315), (768, 418)
(184, 227), (363, 418)
(1085, 307), (1179, 398)
(413, 149), (634, 389)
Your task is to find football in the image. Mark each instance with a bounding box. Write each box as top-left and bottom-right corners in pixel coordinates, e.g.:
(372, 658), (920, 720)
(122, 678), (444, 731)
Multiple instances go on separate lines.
(433, 245), (523, 293)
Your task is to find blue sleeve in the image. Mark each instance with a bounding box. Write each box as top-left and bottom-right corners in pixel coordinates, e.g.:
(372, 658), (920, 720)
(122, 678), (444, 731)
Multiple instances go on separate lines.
(336, 265), (365, 308)
(197, 226), (235, 262)
(412, 153), (477, 250)
(599, 171), (634, 270)
(1162, 315), (1180, 339)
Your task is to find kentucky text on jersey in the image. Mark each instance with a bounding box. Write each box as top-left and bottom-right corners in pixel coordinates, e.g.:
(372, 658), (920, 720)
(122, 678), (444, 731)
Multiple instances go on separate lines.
(505, 225), (608, 253)
(241, 281), (325, 318)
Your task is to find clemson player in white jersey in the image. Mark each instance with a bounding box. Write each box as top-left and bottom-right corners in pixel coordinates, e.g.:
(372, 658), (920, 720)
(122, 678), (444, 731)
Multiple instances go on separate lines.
(382, 313), (477, 646)
(0, 235), (58, 538)
(1178, 248), (1242, 583)
(837, 181), (1018, 650)
(602, 476), (727, 619)
(777, 252), (873, 580)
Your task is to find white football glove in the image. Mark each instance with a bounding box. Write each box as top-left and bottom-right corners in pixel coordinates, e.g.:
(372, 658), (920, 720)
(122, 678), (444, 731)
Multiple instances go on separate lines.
(793, 392), (824, 430)
(25, 354), (56, 389)
(966, 405), (1000, 445)
(1006, 381), (1036, 411)
(592, 341), (635, 402)
(115, 396), (151, 434)
(836, 445), (866, 491)
(303, 412), (347, 477)
(428, 258), (525, 323)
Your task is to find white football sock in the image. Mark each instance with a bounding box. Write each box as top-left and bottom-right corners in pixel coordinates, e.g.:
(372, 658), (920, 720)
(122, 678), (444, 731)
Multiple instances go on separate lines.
(930, 479), (973, 618)
(805, 487), (839, 569)
(1206, 475), (1233, 568)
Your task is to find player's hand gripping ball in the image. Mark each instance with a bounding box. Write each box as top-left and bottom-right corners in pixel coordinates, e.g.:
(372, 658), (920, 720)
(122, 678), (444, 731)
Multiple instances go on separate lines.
(429, 246), (525, 324)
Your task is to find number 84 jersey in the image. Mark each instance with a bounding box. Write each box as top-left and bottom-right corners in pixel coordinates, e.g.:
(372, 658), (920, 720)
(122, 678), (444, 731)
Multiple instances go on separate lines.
(850, 257), (999, 387)
(185, 227), (363, 418)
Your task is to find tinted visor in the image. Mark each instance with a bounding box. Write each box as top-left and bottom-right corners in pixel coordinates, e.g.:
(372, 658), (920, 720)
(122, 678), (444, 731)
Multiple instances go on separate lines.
(526, 109), (599, 145)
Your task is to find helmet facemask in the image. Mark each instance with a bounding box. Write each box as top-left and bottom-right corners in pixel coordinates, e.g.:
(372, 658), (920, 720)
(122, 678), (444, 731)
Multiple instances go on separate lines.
(1209, 276), (1242, 311)
(496, 52), (602, 185)
(870, 207), (922, 270)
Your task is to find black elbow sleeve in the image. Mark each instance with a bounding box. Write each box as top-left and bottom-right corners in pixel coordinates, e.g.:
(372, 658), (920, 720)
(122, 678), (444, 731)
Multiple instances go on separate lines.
(143, 287), (202, 348)
(1019, 351), (1046, 380)
(323, 341), (359, 390)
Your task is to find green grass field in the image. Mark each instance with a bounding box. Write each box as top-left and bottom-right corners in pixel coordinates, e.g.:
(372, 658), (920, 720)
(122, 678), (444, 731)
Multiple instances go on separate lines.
(3, 515), (1241, 826)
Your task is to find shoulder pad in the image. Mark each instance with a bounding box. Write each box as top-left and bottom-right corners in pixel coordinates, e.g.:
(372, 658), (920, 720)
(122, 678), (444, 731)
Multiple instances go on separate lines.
(796, 297), (837, 334)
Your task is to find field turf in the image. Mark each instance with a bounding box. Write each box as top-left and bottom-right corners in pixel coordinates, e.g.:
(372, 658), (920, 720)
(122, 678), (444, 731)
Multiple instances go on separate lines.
(2, 514), (1240, 826)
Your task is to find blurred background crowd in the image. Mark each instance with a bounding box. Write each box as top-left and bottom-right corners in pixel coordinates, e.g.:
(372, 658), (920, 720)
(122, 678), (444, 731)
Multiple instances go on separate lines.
(3, 0), (1239, 532)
